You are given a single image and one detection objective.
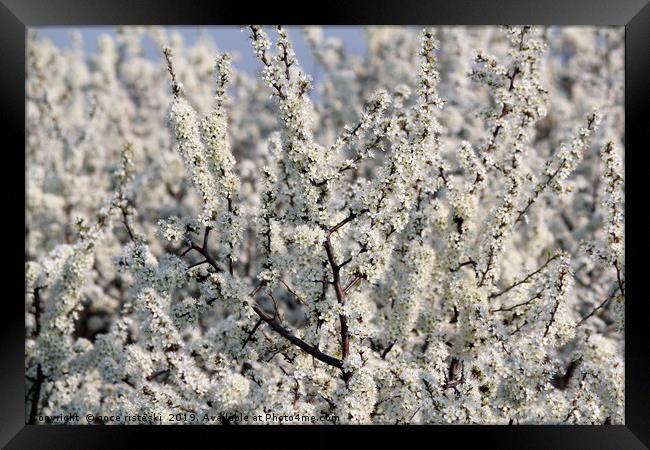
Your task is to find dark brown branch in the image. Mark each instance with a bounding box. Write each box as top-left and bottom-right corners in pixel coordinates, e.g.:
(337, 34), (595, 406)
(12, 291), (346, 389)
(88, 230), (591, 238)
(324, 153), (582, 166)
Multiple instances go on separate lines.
(189, 243), (226, 273)
(328, 209), (367, 235)
(543, 267), (569, 338)
(146, 369), (170, 382)
(179, 246), (194, 257)
(28, 365), (44, 424)
(187, 260), (209, 270)
(480, 29), (526, 162)
(450, 259), (476, 273)
(202, 227), (211, 251)
(249, 26), (285, 98)
(268, 291), (282, 322)
(242, 318), (263, 348)
(162, 47), (181, 96)
(323, 237), (351, 382)
(277, 26), (292, 81)
(249, 283), (264, 298)
(27, 285), (46, 424)
(544, 301), (561, 338)
(337, 257), (353, 270)
(563, 406), (578, 423)
(119, 204), (137, 242)
(181, 227), (227, 273)
(614, 261), (625, 297)
(381, 341), (396, 359)
(32, 285), (46, 337)
(320, 394), (337, 411)
(226, 197), (235, 276)
(509, 319), (528, 336)
(344, 274), (363, 293)
(251, 305), (343, 369)
(478, 249), (495, 288)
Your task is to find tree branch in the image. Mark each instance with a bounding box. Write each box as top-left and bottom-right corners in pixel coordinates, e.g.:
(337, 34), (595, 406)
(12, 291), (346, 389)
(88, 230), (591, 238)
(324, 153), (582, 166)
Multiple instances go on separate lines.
(576, 284), (622, 326)
(251, 305), (343, 369)
(489, 253), (559, 299)
(491, 290), (543, 313)
(323, 237), (351, 382)
(28, 365), (44, 424)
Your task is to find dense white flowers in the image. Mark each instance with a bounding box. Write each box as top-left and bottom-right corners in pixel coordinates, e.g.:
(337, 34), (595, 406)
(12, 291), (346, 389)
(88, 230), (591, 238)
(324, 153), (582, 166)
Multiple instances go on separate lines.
(26, 25), (624, 425)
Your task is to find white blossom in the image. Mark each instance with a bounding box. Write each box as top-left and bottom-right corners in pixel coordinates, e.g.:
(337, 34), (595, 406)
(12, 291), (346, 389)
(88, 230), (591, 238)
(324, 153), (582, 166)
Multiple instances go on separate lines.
(26, 25), (624, 425)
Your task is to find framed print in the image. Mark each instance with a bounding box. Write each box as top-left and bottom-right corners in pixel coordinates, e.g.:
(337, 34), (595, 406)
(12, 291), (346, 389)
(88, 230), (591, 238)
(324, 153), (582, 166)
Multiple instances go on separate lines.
(2, 0), (648, 447)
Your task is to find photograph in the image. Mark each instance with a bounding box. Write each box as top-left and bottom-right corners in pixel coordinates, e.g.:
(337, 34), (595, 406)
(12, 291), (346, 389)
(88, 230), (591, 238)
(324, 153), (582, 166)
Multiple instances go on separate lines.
(23, 24), (626, 426)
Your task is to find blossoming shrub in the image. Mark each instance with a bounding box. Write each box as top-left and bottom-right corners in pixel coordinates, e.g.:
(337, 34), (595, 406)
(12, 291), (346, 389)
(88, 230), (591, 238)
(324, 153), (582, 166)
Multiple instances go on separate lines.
(25, 25), (624, 424)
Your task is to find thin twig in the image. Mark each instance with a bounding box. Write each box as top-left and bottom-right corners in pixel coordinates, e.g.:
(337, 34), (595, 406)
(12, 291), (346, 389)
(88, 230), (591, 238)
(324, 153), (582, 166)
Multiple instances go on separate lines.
(278, 278), (307, 306)
(491, 290), (544, 313)
(489, 254), (559, 299)
(328, 209), (368, 235)
(242, 318), (263, 348)
(576, 284), (622, 326)
(614, 261), (625, 297)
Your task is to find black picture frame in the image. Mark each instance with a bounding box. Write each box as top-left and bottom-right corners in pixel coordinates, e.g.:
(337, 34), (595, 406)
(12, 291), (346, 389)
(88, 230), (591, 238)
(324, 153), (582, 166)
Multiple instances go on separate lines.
(3, 1), (648, 448)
